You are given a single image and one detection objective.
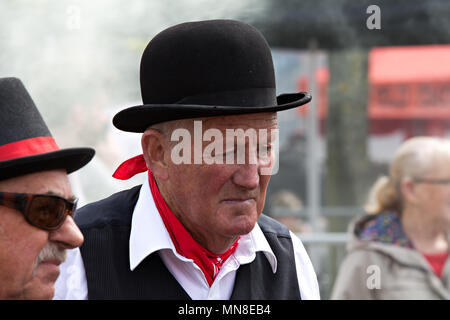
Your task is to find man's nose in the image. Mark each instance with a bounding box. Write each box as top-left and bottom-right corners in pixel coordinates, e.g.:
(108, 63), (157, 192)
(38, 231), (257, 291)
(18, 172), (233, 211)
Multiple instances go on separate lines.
(232, 162), (260, 190)
(48, 215), (84, 249)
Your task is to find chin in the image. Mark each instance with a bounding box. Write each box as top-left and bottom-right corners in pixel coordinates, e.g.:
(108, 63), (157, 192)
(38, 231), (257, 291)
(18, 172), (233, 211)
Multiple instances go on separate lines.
(38, 286), (55, 300)
(216, 201), (260, 234)
(23, 264), (60, 299)
(228, 211), (259, 236)
(23, 283), (55, 300)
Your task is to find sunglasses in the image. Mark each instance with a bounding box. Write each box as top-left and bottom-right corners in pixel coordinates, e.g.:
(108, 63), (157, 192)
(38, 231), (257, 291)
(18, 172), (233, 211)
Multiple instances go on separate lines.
(0, 191), (78, 231)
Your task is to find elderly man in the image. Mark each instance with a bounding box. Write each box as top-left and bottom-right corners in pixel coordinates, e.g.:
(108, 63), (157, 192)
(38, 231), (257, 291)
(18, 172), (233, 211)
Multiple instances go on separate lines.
(0, 77), (94, 299)
(56, 19), (319, 299)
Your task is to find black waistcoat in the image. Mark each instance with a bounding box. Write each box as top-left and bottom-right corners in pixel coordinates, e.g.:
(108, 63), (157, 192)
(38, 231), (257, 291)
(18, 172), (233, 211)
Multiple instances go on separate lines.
(75, 186), (301, 300)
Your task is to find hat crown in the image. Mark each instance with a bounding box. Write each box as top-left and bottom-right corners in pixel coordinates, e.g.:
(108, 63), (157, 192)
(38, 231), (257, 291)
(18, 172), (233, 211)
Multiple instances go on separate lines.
(0, 77), (52, 147)
(0, 77), (95, 180)
(139, 19), (276, 106)
(112, 19), (311, 133)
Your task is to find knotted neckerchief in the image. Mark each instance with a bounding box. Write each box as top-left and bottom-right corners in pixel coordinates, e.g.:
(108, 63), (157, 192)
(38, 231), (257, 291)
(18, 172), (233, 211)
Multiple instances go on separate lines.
(113, 154), (240, 286)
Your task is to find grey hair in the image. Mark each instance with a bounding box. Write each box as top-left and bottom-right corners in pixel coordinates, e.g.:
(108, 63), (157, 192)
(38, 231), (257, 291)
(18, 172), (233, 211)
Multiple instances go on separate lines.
(148, 119), (192, 142)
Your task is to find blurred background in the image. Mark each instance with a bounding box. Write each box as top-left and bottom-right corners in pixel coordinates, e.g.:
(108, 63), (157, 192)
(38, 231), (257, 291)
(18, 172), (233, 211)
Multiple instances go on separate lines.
(1, 0), (450, 299)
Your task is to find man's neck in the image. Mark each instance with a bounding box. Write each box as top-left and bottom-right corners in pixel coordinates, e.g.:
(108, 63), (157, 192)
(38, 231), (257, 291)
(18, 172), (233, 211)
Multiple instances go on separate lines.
(174, 211), (239, 254)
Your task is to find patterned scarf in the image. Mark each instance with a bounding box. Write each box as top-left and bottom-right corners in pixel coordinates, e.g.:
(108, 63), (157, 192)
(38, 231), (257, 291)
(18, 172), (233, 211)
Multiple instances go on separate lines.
(358, 211), (414, 249)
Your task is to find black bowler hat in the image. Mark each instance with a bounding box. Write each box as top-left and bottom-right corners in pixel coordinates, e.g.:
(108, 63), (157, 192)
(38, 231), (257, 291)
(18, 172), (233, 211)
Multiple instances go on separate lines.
(113, 19), (311, 133)
(0, 77), (95, 181)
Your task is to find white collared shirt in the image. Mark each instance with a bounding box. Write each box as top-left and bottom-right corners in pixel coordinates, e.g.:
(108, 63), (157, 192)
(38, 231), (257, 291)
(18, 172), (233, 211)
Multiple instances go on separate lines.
(54, 179), (320, 300)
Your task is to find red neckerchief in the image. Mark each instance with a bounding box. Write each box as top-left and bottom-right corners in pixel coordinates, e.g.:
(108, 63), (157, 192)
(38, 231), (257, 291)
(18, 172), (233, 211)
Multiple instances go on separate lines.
(113, 154), (240, 286)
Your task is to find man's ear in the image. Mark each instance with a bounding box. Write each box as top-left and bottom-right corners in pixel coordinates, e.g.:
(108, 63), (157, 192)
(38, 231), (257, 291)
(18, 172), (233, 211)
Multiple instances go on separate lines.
(400, 178), (418, 205)
(141, 129), (169, 181)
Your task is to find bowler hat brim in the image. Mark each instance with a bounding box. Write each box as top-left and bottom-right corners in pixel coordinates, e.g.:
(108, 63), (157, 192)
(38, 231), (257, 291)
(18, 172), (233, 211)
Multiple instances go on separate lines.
(0, 147), (95, 181)
(113, 92), (311, 133)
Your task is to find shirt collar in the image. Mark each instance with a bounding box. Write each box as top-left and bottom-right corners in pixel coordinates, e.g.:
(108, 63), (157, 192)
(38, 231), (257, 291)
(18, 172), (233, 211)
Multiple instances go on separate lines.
(129, 178), (277, 273)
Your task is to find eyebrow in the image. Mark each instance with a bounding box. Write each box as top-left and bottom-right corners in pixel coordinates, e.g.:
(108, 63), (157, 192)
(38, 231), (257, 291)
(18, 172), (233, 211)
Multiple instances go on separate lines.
(45, 190), (77, 202)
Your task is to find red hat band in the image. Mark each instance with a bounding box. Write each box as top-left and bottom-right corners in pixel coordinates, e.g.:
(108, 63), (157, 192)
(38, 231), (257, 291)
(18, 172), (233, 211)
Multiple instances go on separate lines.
(0, 136), (59, 162)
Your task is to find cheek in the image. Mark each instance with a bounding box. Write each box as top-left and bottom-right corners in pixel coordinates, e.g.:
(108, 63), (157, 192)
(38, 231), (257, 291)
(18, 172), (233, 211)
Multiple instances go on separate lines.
(169, 165), (228, 208)
(437, 190), (450, 210)
(422, 188), (450, 216)
(257, 175), (271, 206)
(194, 167), (233, 207)
(0, 226), (47, 296)
(259, 174), (271, 191)
(194, 164), (232, 188)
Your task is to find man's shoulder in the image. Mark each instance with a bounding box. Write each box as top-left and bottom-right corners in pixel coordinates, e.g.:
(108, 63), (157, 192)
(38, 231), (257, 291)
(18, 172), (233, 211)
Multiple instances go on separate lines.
(258, 214), (291, 238)
(75, 185), (142, 229)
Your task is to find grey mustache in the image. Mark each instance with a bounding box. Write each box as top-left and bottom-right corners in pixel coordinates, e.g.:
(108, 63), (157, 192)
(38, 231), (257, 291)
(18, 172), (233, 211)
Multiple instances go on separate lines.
(34, 243), (67, 271)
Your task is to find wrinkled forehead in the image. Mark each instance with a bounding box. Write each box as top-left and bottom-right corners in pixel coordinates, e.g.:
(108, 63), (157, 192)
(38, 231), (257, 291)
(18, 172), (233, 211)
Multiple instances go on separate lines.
(204, 112), (278, 130)
(0, 170), (72, 197)
(168, 112), (278, 132)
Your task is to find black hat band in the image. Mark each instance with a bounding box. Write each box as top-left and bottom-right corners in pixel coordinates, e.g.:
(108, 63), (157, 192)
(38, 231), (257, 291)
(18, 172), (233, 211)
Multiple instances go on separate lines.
(173, 87), (276, 107)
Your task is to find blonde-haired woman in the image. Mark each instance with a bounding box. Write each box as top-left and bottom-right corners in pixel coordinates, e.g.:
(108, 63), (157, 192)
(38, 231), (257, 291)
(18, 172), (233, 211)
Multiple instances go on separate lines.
(331, 136), (450, 299)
